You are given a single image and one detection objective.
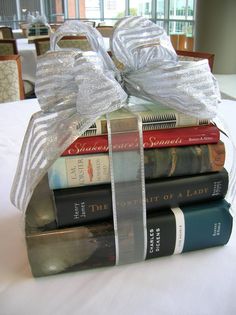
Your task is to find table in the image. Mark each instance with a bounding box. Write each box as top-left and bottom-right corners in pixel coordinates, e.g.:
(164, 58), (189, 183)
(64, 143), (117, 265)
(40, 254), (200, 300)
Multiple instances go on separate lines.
(17, 38), (37, 83)
(0, 98), (236, 315)
(214, 74), (236, 100)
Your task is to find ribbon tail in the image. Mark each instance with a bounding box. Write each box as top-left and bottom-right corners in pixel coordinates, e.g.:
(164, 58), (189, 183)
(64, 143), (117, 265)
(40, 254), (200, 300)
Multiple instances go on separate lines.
(10, 109), (96, 213)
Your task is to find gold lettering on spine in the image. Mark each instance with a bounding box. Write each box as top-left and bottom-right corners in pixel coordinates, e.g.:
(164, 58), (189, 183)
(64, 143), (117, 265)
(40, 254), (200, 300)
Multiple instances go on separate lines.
(186, 187), (208, 197)
(88, 204), (108, 213)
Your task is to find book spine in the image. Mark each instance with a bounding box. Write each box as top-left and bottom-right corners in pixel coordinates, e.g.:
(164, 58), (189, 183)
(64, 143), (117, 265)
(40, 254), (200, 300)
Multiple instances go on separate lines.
(146, 199), (233, 259)
(48, 141), (225, 190)
(62, 124), (220, 156)
(26, 199), (233, 277)
(53, 169), (228, 227)
(82, 110), (209, 136)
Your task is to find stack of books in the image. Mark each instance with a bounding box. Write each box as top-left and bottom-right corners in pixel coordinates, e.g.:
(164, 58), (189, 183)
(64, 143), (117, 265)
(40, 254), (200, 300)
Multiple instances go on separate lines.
(25, 98), (233, 277)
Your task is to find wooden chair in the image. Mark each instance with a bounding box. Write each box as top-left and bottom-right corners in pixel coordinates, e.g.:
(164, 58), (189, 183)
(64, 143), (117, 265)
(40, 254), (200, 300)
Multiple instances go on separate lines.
(33, 37), (50, 55)
(170, 34), (178, 50)
(170, 34), (188, 51)
(0, 39), (18, 55)
(59, 36), (92, 50)
(178, 34), (187, 50)
(0, 55), (25, 103)
(96, 26), (113, 38)
(34, 36), (92, 56)
(0, 26), (14, 39)
(0, 39), (35, 98)
(186, 37), (194, 51)
(176, 50), (215, 72)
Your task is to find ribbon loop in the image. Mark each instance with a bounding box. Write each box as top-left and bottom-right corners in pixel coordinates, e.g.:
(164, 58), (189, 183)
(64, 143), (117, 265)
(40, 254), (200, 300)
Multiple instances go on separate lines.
(111, 16), (220, 119)
(50, 20), (119, 81)
(111, 16), (177, 72)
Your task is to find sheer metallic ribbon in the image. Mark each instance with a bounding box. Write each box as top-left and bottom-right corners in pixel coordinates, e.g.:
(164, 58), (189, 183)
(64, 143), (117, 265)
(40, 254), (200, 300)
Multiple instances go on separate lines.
(11, 16), (220, 213)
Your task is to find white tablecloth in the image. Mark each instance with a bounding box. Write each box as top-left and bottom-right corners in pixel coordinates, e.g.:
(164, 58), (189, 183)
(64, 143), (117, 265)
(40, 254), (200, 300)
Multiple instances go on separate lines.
(17, 38), (37, 83)
(215, 74), (236, 101)
(0, 99), (236, 315)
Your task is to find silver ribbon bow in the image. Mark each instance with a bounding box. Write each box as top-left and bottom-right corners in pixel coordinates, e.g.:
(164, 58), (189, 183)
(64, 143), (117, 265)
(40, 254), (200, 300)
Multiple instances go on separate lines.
(27, 12), (48, 26)
(11, 16), (221, 212)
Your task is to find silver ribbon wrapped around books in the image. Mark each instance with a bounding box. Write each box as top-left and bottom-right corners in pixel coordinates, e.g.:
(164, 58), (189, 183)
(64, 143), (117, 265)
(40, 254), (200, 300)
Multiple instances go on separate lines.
(11, 16), (221, 219)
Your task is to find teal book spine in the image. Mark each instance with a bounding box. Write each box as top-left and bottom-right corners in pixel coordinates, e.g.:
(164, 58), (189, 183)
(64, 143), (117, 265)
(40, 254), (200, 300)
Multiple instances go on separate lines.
(146, 199), (233, 259)
(26, 199), (233, 277)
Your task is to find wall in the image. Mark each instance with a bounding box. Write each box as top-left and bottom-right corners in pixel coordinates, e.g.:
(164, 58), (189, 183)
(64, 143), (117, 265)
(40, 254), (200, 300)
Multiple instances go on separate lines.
(195, 0), (236, 74)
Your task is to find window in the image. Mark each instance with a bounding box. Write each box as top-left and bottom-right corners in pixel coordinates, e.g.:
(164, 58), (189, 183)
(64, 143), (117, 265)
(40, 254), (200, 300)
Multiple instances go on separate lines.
(47, 0), (65, 23)
(0, 0), (195, 38)
(129, 0), (153, 19)
(169, 0), (195, 36)
(156, 0), (165, 19)
(0, 1), (17, 28)
(104, 0), (125, 25)
(82, 0), (101, 19)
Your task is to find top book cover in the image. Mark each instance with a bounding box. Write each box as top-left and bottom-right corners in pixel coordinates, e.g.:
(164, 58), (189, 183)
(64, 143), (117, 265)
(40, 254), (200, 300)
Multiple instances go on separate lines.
(80, 97), (210, 136)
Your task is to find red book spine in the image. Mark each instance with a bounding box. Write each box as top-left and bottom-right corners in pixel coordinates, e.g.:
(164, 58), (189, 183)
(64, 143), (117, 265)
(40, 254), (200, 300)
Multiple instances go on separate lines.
(62, 124), (220, 156)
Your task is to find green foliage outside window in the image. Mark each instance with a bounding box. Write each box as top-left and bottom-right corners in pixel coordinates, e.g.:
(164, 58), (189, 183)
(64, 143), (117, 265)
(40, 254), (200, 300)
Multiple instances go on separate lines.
(116, 8), (138, 18)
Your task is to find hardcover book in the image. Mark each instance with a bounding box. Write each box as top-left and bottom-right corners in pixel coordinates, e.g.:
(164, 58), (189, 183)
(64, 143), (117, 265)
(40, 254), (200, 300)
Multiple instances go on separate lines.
(48, 141), (225, 190)
(79, 98), (210, 136)
(25, 199), (233, 277)
(62, 124), (220, 156)
(53, 169), (228, 227)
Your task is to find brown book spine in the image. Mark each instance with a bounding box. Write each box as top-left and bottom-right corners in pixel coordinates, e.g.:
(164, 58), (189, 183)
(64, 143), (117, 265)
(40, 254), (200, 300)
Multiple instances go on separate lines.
(48, 141), (225, 190)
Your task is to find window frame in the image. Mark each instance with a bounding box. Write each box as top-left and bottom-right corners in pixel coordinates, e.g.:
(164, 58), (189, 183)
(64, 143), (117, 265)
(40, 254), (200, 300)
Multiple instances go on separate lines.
(0, 0), (196, 36)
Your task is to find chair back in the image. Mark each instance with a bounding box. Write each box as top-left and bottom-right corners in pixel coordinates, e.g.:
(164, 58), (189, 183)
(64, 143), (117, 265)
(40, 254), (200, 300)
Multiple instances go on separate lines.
(96, 26), (113, 38)
(34, 37), (50, 55)
(0, 55), (25, 103)
(170, 34), (194, 51)
(34, 36), (92, 56)
(59, 36), (92, 50)
(0, 39), (18, 55)
(0, 27), (14, 39)
(176, 50), (215, 72)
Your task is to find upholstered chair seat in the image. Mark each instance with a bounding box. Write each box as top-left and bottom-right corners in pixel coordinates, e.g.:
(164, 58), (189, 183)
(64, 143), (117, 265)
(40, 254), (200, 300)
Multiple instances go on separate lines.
(0, 55), (25, 103)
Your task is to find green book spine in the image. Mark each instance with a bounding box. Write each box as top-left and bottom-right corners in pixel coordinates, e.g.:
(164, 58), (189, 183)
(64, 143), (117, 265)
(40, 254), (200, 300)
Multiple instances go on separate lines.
(48, 141), (225, 190)
(26, 199), (233, 277)
(81, 99), (209, 136)
(53, 169), (228, 227)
